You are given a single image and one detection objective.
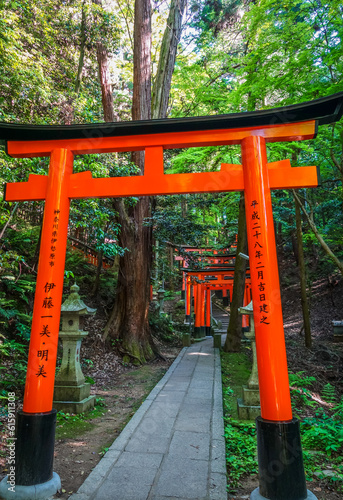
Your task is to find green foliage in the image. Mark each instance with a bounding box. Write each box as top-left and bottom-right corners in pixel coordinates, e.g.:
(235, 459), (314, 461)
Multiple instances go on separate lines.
(149, 310), (182, 344)
(302, 449), (343, 490)
(333, 397), (343, 421)
(0, 0), (122, 124)
(221, 350), (258, 489)
(301, 414), (343, 456)
(289, 371), (318, 412)
(289, 371), (316, 388)
(221, 358), (343, 493)
(0, 277), (34, 340)
(55, 398), (108, 438)
(321, 383), (336, 404)
(0, 337), (27, 394)
(224, 420), (258, 491)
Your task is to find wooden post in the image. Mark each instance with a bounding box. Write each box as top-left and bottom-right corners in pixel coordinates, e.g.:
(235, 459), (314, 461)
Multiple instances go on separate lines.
(194, 282), (202, 338)
(185, 275), (191, 322)
(242, 135), (292, 422)
(24, 149), (74, 413)
(242, 136), (308, 500)
(205, 288), (212, 335)
(13, 148), (73, 491)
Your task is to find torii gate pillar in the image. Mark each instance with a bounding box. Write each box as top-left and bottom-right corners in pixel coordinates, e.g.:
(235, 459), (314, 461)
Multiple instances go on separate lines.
(242, 136), (310, 500)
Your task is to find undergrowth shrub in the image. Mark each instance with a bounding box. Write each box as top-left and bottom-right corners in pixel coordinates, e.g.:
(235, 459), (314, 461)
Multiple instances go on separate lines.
(224, 420), (258, 491)
(149, 311), (183, 345)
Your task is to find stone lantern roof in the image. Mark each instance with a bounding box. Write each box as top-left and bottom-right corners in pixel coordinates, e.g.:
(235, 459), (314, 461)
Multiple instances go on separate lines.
(61, 283), (96, 315)
(239, 300), (253, 315)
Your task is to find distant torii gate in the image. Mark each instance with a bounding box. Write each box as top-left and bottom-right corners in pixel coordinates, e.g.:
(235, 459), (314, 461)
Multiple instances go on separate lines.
(183, 266), (252, 333)
(1, 92), (343, 500)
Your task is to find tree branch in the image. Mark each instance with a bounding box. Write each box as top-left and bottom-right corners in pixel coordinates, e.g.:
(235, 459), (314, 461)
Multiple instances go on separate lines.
(0, 203), (19, 241)
(292, 190), (343, 277)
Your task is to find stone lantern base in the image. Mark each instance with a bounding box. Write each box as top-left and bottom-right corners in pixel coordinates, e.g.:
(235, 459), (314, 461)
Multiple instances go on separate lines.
(237, 387), (261, 420)
(53, 394), (95, 414)
(53, 383), (95, 414)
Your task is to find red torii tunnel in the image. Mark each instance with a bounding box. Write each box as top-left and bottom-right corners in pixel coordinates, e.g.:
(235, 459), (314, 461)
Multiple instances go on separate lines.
(1, 92), (343, 499)
(175, 249), (236, 297)
(183, 267), (252, 335)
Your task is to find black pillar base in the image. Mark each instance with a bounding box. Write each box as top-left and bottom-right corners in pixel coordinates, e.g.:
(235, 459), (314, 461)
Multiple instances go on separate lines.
(181, 290), (185, 300)
(222, 297), (229, 307)
(251, 487), (318, 500)
(193, 326), (202, 338)
(256, 416), (308, 500)
(15, 410), (57, 486)
(205, 326), (212, 336)
(185, 314), (191, 323)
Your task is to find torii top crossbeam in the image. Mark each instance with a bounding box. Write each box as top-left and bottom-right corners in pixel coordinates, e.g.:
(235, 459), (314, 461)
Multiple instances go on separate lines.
(1, 91), (342, 146)
(2, 92), (343, 422)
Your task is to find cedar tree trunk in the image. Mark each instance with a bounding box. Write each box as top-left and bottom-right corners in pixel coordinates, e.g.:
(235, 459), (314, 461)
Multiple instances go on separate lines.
(223, 193), (248, 352)
(101, 0), (185, 363)
(103, 0), (154, 363)
(294, 192), (312, 348)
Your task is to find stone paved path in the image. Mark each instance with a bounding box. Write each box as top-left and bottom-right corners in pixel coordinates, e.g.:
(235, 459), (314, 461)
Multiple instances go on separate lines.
(69, 338), (227, 500)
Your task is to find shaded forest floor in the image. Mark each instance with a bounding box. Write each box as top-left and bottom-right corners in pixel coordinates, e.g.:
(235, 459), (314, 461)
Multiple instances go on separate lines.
(1, 257), (343, 499)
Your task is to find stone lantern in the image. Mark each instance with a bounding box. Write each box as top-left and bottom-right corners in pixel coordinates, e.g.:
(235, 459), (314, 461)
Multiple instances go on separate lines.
(53, 283), (96, 413)
(237, 300), (261, 420)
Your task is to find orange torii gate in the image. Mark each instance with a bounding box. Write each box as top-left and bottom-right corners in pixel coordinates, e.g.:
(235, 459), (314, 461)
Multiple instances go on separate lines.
(174, 247), (232, 297)
(1, 92), (342, 500)
(178, 252), (236, 297)
(183, 267), (252, 334)
(182, 264), (251, 332)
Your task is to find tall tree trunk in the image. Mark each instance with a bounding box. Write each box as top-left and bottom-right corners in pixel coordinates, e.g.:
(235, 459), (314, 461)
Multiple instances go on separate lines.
(151, 0), (186, 119)
(102, 0), (185, 363)
(103, 0), (154, 363)
(75, 1), (86, 94)
(291, 230), (299, 265)
(97, 42), (117, 122)
(294, 192), (312, 348)
(223, 193), (248, 352)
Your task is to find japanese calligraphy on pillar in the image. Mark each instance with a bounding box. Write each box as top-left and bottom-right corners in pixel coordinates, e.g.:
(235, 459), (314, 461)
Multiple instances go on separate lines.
(249, 200), (269, 326)
(36, 209), (60, 379)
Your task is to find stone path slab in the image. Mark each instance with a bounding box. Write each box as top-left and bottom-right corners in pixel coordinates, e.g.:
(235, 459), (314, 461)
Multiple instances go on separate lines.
(68, 338), (227, 500)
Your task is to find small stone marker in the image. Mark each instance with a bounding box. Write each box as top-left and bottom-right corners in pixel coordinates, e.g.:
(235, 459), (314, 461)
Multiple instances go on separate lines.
(213, 332), (222, 348)
(237, 301), (261, 420)
(53, 283), (96, 413)
(182, 333), (191, 347)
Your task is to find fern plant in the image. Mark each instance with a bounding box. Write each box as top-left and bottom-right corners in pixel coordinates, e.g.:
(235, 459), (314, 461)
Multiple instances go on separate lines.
(321, 383), (336, 404)
(289, 371), (316, 388)
(289, 371), (317, 411)
(333, 397), (343, 422)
